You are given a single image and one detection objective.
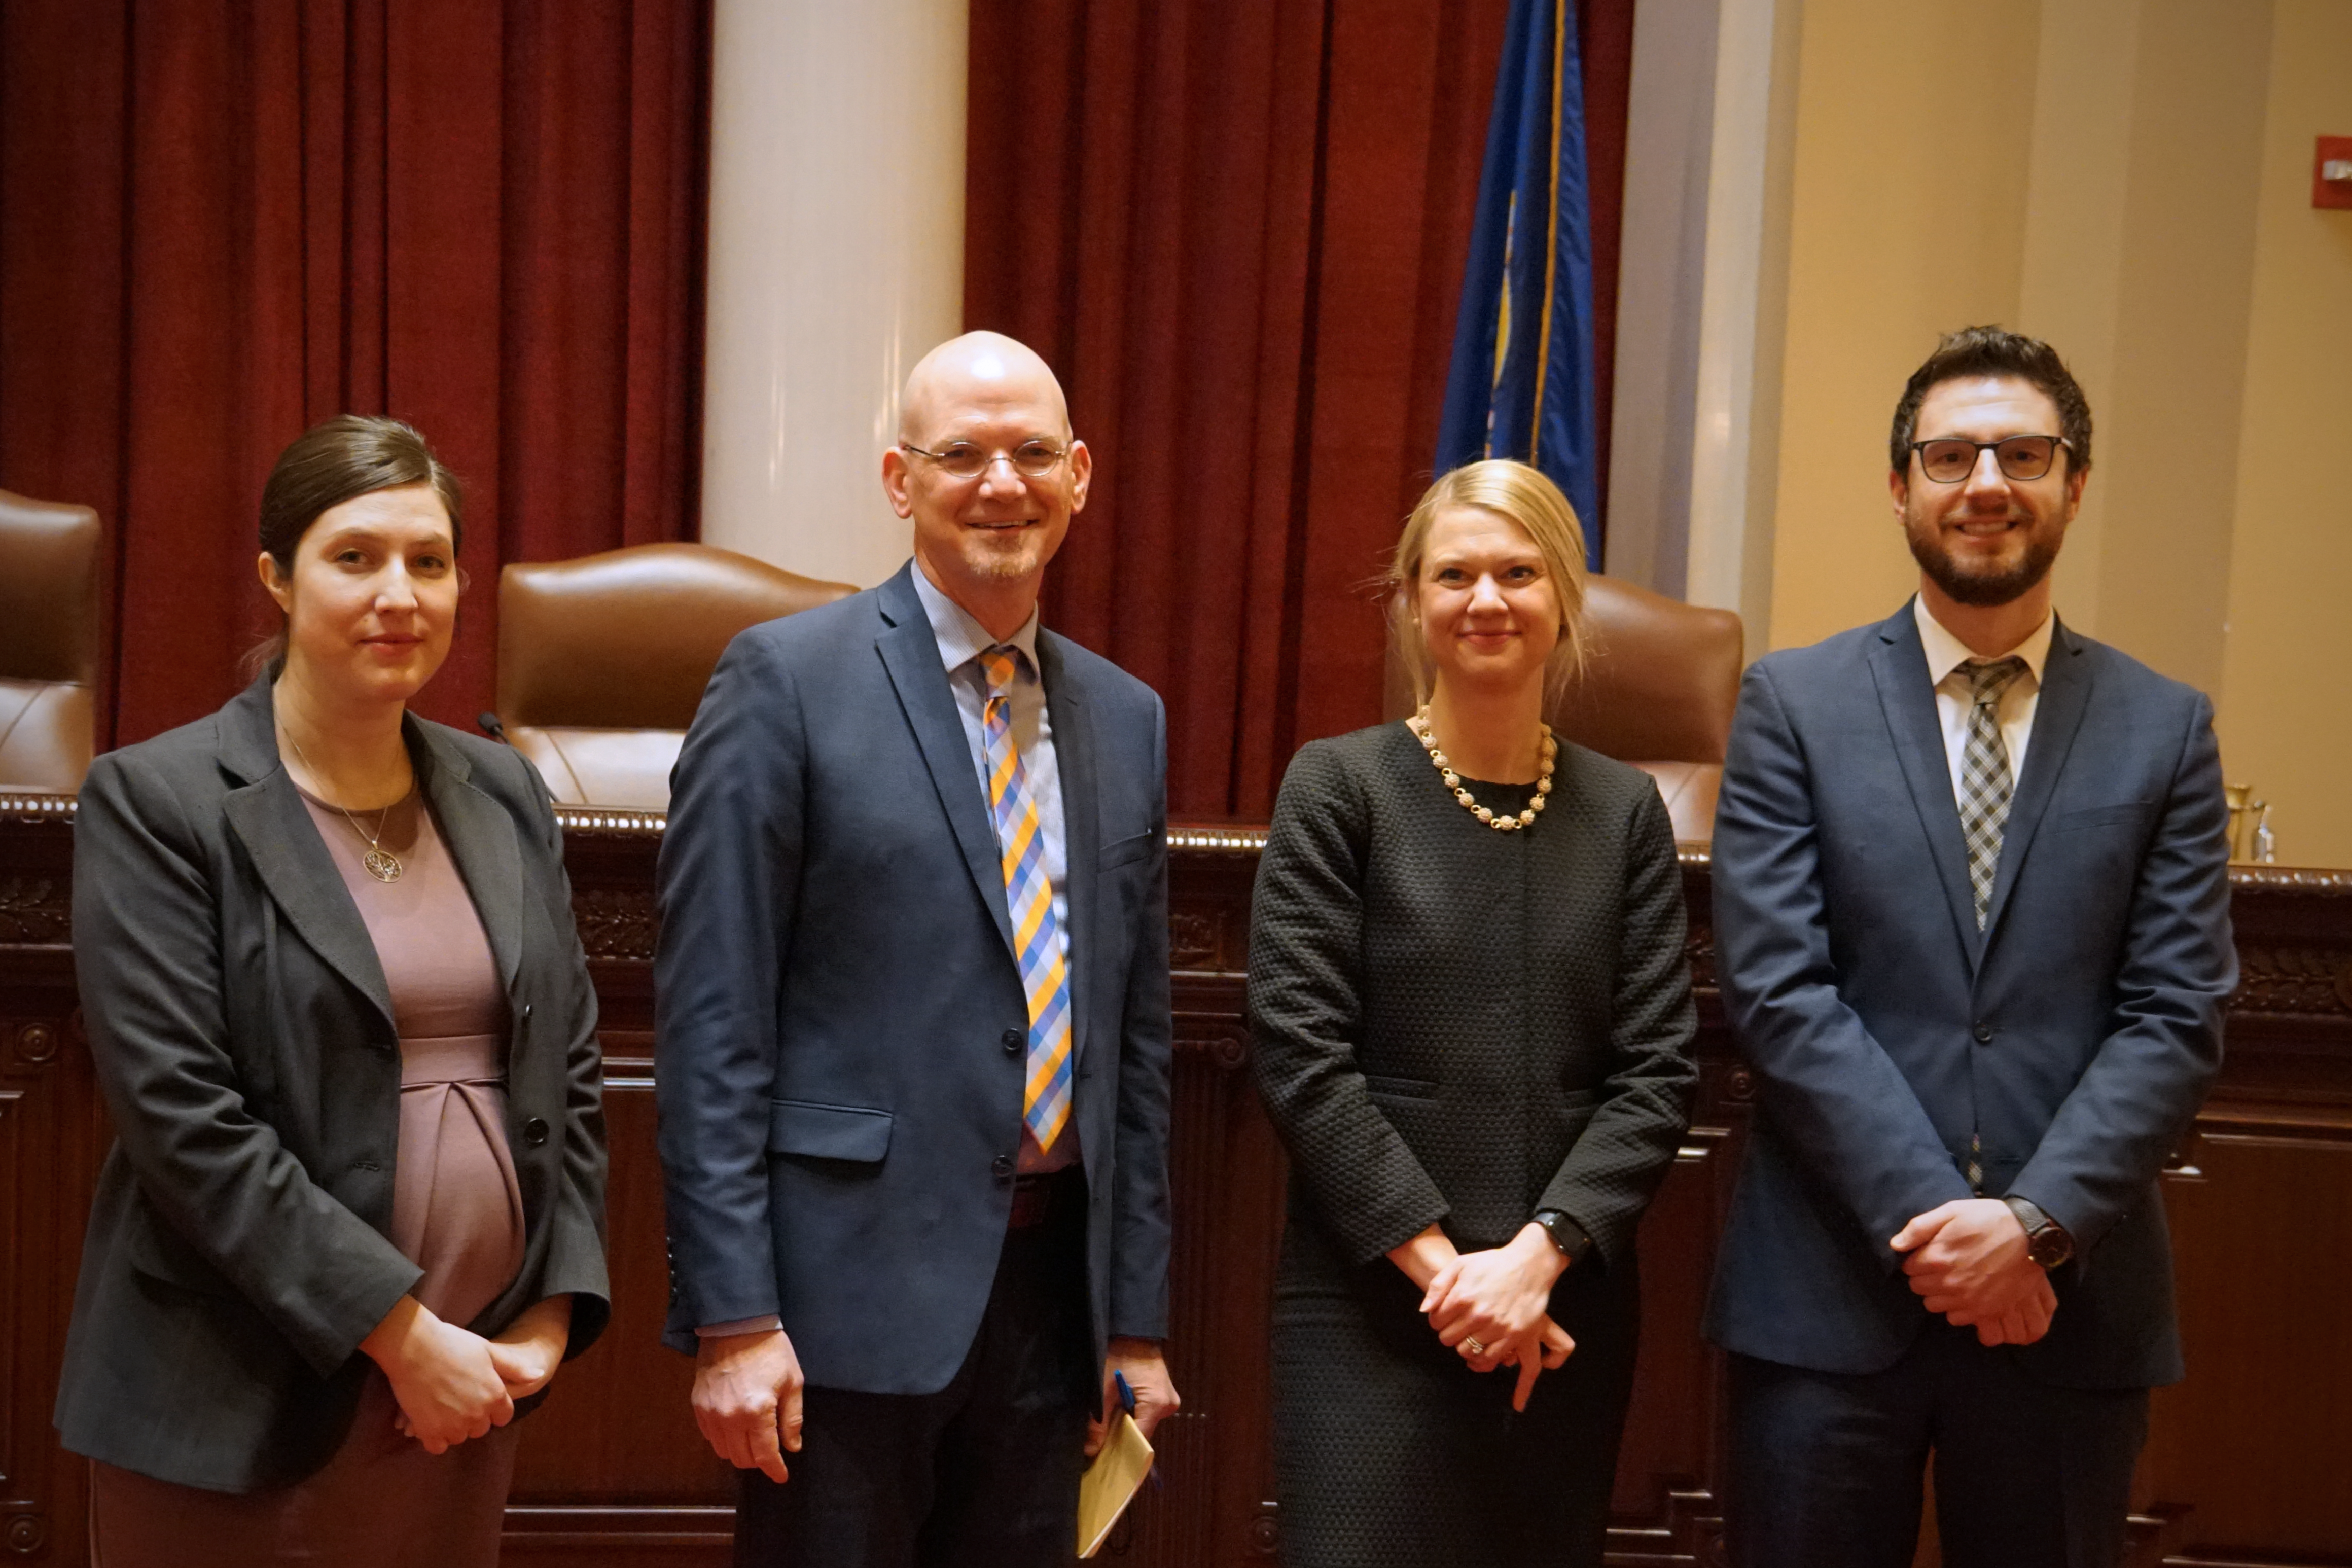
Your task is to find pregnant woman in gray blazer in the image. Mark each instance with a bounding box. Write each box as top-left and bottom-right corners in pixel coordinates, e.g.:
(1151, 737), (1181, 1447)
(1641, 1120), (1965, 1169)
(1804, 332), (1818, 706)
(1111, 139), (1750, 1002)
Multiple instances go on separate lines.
(54, 417), (608, 1567)
(1250, 460), (1698, 1568)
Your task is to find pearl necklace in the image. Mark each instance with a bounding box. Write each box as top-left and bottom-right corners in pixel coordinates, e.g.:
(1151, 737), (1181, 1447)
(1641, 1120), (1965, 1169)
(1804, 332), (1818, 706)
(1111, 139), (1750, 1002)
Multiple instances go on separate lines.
(1408, 706), (1555, 831)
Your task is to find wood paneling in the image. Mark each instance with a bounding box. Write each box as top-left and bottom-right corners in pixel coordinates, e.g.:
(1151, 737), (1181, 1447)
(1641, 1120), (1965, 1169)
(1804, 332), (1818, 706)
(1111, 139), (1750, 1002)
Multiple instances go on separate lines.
(1, 796), (2347, 1566)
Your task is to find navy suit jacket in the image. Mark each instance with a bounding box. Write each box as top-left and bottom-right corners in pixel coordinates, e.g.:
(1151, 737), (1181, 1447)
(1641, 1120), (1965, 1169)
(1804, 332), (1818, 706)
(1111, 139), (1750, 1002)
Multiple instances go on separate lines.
(1703, 602), (2234, 1389)
(654, 563), (1174, 1395)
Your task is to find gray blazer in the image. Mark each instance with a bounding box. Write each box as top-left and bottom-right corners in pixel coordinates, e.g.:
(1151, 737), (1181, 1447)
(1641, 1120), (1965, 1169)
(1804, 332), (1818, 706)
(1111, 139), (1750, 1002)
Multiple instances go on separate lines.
(654, 563), (1174, 1394)
(1703, 603), (2234, 1389)
(54, 674), (610, 1491)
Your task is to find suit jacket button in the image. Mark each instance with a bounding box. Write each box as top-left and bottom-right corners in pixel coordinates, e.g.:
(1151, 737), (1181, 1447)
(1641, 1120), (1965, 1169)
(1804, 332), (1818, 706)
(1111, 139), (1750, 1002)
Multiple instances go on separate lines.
(991, 1155), (1015, 1179)
(523, 1117), (551, 1146)
(1973, 1023), (1994, 1043)
(1002, 1027), (1025, 1055)
(522, 1004), (534, 1021)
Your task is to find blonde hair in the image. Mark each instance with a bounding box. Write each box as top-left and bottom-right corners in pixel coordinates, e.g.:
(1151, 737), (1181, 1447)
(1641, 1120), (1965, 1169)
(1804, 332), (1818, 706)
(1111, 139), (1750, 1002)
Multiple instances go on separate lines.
(1385, 458), (1591, 706)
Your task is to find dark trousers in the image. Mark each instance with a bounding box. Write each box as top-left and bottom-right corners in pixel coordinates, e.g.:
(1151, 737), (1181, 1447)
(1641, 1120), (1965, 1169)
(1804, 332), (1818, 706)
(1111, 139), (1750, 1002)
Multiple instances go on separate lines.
(1726, 1323), (2150, 1568)
(734, 1171), (1095, 1568)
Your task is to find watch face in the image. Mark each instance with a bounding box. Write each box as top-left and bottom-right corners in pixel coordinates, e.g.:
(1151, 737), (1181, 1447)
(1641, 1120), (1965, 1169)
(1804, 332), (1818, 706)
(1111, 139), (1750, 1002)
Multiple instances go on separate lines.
(2028, 1229), (2073, 1268)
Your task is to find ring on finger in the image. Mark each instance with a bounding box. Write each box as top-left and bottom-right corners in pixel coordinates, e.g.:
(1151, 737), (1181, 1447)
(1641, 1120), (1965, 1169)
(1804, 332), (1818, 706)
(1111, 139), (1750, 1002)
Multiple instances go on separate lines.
(1464, 1337), (1486, 1356)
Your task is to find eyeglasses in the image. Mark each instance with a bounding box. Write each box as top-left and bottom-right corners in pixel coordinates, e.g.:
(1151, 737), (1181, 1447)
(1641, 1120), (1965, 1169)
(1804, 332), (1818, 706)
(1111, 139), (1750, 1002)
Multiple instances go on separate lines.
(1910, 435), (2070, 484)
(900, 439), (1070, 480)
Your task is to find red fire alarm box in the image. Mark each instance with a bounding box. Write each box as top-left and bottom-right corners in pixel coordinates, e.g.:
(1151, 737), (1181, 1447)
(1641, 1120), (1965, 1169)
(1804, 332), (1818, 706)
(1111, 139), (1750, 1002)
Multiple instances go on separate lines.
(2318, 136), (2352, 210)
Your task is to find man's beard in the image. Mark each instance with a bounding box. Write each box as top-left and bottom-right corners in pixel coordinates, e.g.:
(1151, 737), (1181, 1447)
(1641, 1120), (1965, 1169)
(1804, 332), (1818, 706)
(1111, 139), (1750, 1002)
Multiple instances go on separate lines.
(1905, 516), (2060, 607)
(960, 525), (1047, 582)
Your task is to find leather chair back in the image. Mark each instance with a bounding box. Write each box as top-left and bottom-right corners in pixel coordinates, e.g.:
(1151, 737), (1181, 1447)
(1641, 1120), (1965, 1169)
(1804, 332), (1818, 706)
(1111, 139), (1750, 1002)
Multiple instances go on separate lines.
(1384, 573), (1744, 842)
(496, 542), (857, 808)
(0, 491), (102, 793)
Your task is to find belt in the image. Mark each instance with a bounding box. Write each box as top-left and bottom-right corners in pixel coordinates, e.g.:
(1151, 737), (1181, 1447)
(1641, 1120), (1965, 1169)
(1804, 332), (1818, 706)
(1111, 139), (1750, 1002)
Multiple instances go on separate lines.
(1008, 1167), (1081, 1230)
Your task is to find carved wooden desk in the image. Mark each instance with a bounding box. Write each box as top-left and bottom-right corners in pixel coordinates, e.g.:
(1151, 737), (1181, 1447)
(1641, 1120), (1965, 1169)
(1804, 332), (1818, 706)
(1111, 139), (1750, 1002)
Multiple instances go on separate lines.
(3, 796), (2347, 1566)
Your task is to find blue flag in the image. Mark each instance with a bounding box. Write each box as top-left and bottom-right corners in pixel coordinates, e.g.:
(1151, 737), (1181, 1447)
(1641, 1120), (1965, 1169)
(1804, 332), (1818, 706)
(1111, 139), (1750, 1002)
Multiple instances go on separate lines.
(1436, 0), (1601, 566)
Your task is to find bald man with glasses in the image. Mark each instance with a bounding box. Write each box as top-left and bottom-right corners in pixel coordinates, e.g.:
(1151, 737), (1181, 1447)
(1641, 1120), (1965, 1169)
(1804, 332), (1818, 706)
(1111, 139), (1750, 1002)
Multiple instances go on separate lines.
(1704, 326), (2234, 1568)
(656, 332), (1179, 1566)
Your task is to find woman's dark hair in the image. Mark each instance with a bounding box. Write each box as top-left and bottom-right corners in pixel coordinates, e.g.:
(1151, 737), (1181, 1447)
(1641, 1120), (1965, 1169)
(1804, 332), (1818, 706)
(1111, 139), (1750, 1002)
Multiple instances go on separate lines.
(1888, 325), (2093, 479)
(260, 414), (465, 574)
(246, 416), (465, 675)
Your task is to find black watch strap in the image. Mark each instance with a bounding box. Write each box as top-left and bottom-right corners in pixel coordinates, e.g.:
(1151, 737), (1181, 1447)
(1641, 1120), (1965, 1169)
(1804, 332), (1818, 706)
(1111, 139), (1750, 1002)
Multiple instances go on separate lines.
(1532, 1209), (1594, 1267)
(2001, 1195), (2075, 1269)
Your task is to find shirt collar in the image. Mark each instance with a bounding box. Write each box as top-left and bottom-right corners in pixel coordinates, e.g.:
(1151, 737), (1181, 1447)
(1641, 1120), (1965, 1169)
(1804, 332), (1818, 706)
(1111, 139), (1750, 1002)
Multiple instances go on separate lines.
(1913, 594), (2053, 689)
(909, 559), (1042, 678)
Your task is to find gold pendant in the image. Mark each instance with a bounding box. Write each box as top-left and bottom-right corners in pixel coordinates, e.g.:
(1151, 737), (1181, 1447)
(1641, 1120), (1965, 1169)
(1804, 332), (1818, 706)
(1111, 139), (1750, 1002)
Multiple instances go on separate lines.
(363, 849), (404, 883)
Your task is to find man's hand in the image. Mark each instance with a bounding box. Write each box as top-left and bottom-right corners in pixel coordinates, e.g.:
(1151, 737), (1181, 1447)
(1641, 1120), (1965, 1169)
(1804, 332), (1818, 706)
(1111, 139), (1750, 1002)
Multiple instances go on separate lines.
(693, 1328), (805, 1483)
(1892, 1198), (2055, 1346)
(1955, 1268), (2058, 1346)
(1088, 1338), (1181, 1457)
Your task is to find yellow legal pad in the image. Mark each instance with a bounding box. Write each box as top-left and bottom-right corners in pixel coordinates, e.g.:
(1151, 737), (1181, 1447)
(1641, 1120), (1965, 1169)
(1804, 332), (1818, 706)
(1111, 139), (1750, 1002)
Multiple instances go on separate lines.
(1077, 1412), (1155, 1558)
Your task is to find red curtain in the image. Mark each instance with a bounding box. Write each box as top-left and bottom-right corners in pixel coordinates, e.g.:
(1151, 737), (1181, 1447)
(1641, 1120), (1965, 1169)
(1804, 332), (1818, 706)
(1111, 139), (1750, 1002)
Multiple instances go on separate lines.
(966, 0), (1631, 819)
(0, 0), (710, 747)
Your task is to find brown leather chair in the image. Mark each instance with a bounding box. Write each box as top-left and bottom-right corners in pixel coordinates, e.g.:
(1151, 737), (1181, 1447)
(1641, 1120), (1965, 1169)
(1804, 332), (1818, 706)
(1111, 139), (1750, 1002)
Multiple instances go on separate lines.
(0, 490), (102, 794)
(1384, 574), (1744, 842)
(495, 543), (857, 809)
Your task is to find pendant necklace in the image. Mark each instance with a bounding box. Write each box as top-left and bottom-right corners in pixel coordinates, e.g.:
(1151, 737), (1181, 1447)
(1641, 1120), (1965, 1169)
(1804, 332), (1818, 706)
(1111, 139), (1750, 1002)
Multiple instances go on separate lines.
(1408, 705), (1555, 831)
(283, 728), (405, 882)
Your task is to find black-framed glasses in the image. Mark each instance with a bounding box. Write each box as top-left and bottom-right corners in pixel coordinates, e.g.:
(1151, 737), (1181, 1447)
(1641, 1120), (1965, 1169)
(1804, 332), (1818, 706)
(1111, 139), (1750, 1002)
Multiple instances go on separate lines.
(1910, 434), (2070, 484)
(901, 439), (1070, 480)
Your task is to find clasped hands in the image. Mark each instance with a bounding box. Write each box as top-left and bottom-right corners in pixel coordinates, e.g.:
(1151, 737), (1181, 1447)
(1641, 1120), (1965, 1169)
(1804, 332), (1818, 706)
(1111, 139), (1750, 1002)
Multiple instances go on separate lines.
(1391, 1223), (1574, 1412)
(1891, 1198), (2055, 1346)
(362, 1293), (574, 1453)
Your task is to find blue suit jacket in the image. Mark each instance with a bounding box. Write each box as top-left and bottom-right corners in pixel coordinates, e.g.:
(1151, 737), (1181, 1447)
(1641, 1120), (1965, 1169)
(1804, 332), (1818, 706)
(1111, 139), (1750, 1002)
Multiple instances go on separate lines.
(1703, 602), (2234, 1389)
(653, 563), (1173, 1394)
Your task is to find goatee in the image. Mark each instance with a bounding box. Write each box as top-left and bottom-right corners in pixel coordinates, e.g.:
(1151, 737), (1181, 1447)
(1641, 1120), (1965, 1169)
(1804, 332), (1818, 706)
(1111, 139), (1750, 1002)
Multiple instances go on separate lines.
(1906, 522), (2059, 608)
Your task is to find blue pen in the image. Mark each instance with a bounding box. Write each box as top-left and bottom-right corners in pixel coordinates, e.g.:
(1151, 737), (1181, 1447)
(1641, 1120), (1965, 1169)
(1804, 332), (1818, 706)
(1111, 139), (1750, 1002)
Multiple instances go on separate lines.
(1111, 1372), (1163, 1491)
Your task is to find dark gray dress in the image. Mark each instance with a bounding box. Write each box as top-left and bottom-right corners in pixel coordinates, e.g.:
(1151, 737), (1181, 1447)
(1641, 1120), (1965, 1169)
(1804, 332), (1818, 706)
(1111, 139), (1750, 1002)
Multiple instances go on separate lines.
(1248, 723), (1699, 1568)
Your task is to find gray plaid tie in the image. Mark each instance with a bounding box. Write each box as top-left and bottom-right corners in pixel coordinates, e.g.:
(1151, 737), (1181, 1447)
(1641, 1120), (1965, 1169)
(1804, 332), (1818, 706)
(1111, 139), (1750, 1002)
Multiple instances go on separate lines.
(1958, 656), (2028, 930)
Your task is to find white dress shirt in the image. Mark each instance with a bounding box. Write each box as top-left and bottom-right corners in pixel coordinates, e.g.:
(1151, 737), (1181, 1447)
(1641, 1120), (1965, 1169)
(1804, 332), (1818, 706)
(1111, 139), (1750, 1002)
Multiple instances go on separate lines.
(1913, 594), (2054, 806)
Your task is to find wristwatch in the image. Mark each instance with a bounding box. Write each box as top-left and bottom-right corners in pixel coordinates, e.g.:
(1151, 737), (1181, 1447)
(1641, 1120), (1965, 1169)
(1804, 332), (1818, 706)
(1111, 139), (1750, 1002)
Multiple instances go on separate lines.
(2001, 1195), (2075, 1269)
(1531, 1209), (1595, 1268)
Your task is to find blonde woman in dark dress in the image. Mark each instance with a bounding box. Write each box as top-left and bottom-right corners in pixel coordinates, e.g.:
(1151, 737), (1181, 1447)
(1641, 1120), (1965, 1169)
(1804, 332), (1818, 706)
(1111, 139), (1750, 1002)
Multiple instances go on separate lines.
(1250, 459), (1699, 1567)
(55, 417), (610, 1567)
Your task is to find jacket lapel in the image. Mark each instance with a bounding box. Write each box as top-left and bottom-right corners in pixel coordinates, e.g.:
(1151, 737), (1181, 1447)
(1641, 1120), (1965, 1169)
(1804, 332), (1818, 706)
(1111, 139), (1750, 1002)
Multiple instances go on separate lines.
(215, 675), (397, 1035)
(413, 723), (525, 996)
(1978, 618), (2092, 949)
(1037, 633), (1097, 1071)
(874, 566), (1018, 956)
(1867, 603), (1983, 966)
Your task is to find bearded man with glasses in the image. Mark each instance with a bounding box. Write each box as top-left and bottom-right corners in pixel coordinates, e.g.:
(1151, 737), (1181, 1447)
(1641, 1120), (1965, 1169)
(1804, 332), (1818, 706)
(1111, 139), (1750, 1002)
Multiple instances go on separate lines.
(1704, 326), (2234, 1567)
(656, 331), (1179, 1566)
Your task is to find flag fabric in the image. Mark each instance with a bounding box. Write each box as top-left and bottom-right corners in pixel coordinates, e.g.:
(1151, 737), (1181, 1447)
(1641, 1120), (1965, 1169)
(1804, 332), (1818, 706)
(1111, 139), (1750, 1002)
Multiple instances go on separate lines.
(1435, 0), (1602, 566)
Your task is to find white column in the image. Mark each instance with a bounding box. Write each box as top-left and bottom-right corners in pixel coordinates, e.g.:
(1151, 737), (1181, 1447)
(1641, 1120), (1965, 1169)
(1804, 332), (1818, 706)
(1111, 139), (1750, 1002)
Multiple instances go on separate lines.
(1683, 0), (1783, 630)
(1604, 0), (1724, 598)
(699, 0), (968, 588)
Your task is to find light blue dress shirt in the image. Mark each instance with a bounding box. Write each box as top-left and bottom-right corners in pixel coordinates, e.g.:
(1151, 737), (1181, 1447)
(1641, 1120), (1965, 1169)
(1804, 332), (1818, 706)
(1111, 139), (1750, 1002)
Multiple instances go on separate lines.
(909, 563), (1071, 957)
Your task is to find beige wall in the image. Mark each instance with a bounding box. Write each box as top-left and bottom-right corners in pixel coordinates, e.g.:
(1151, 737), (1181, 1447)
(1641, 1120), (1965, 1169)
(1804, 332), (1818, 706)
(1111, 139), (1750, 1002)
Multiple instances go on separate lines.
(2215, 1), (2352, 868)
(1749, 0), (2352, 864)
(1763, 0), (2040, 653)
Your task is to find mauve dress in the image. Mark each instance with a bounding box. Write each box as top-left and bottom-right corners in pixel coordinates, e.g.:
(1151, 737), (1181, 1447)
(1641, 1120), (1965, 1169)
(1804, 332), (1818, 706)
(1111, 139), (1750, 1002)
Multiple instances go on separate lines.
(90, 787), (530, 1568)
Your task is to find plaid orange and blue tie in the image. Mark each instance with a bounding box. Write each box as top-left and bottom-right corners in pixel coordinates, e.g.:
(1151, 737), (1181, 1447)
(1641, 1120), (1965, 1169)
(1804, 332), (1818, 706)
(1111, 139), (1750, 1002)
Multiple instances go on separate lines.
(979, 647), (1073, 1152)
